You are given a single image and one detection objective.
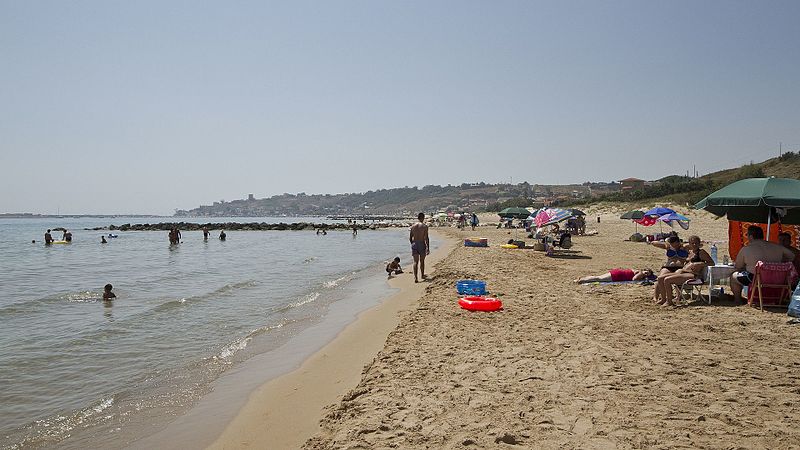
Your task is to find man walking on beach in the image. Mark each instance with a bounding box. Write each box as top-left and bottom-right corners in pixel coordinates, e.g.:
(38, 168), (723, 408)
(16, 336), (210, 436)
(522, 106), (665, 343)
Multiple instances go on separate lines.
(410, 212), (430, 283)
(730, 226), (795, 302)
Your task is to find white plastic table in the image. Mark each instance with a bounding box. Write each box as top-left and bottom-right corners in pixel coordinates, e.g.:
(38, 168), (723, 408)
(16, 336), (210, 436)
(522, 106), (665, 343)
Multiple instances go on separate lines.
(707, 265), (736, 304)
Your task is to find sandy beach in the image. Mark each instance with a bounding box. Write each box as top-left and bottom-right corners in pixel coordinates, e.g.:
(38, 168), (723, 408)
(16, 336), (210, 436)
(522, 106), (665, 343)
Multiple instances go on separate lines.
(208, 231), (458, 450)
(213, 210), (800, 449)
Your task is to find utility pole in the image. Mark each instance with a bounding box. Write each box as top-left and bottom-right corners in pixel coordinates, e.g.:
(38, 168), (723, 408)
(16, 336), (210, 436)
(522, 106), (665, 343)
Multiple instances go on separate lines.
(780, 141), (782, 157)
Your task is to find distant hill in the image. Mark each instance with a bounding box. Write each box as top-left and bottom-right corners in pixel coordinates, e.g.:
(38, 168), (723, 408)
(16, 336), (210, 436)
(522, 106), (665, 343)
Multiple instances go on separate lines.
(174, 182), (618, 217)
(175, 152), (800, 217)
(573, 151), (800, 206)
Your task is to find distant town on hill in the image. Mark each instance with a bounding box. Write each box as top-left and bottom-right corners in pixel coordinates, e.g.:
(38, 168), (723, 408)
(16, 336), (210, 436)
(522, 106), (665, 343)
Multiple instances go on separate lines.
(175, 153), (800, 218)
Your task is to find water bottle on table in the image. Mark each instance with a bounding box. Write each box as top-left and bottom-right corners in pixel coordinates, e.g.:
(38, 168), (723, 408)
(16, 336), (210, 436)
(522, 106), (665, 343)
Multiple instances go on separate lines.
(710, 243), (718, 265)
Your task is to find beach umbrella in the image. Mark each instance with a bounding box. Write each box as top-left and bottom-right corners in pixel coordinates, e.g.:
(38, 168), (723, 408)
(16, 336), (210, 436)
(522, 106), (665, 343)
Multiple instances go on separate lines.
(694, 177), (800, 238)
(644, 206), (675, 217)
(620, 210), (645, 220)
(620, 210), (645, 233)
(498, 207), (531, 219)
(569, 209), (586, 217)
(534, 208), (573, 227)
(642, 207), (676, 234)
(658, 212), (691, 230)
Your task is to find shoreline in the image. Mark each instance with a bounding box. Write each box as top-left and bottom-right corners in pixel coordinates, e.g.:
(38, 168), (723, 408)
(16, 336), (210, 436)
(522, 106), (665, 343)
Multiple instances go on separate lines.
(205, 230), (458, 449)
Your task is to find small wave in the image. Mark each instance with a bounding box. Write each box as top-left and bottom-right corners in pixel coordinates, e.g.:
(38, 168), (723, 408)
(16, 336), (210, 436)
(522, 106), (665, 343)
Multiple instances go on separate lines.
(9, 396), (115, 449)
(324, 274), (352, 288)
(0, 290), (104, 316)
(289, 292), (320, 308)
(215, 319), (292, 359)
(61, 291), (103, 303)
(218, 336), (250, 359)
(152, 280), (258, 312)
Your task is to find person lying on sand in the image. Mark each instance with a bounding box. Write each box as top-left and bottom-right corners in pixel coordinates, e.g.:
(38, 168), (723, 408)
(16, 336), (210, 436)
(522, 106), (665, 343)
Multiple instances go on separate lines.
(575, 268), (654, 284)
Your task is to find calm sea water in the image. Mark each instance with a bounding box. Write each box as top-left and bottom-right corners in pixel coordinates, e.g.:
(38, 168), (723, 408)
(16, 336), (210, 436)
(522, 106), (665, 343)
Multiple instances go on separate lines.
(0, 217), (420, 449)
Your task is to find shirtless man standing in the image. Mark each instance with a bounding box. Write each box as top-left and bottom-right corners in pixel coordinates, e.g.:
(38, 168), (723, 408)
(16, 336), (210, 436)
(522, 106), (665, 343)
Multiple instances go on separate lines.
(731, 225), (795, 302)
(410, 212), (430, 283)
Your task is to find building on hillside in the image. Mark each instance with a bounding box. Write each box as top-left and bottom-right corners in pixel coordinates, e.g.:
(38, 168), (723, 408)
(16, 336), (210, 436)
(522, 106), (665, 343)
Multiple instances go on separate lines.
(619, 177), (646, 191)
(248, 193), (255, 201)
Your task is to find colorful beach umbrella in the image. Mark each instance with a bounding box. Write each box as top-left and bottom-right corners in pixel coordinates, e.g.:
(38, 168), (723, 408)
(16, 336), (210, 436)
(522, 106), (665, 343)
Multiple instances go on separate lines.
(644, 206), (675, 217)
(657, 212), (690, 222)
(634, 216), (658, 226)
(658, 212), (691, 230)
(534, 208), (573, 227)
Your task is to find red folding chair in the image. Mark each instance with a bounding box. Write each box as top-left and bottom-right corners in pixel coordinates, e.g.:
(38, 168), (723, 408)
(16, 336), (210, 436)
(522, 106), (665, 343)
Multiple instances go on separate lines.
(748, 261), (799, 311)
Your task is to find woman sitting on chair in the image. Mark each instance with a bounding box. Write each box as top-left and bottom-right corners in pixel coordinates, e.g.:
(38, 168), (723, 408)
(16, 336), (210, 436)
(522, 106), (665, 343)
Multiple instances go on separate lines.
(656, 235), (715, 306)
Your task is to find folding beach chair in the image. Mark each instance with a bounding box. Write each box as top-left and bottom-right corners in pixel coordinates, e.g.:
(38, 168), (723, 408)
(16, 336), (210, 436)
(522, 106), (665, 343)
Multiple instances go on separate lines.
(680, 278), (705, 303)
(748, 261), (799, 311)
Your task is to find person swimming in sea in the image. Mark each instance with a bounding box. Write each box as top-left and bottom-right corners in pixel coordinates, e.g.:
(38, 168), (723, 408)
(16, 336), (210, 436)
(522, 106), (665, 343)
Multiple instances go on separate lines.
(219, 230), (227, 241)
(101, 236), (107, 244)
(103, 284), (116, 301)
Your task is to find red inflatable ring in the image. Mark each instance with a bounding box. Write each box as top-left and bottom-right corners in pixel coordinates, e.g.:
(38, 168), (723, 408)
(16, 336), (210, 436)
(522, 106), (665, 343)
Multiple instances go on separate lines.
(458, 296), (503, 312)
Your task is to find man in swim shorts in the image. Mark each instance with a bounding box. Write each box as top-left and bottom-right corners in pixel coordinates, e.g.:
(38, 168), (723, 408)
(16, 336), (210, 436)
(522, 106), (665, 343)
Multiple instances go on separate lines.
(731, 225), (795, 302)
(410, 212), (430, 283)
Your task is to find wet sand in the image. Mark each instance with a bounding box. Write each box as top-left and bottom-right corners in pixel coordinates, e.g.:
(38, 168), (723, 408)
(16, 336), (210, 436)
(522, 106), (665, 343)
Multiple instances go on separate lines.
(213, 210), (800, 449)
(208, 231), (458, 450)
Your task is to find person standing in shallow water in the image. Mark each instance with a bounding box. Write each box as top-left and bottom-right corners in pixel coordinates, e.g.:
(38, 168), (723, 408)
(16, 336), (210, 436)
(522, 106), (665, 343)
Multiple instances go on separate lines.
(219, 230), (226, 241)
(202, 226), (210, 240)
(410, 212), (430, 283)
(44, 229), (53, 245)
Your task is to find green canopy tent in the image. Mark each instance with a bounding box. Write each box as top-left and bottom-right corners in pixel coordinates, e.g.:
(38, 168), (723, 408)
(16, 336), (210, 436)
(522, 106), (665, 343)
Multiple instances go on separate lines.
(693, 177), (800, 239)
(498, 207), (532, 219)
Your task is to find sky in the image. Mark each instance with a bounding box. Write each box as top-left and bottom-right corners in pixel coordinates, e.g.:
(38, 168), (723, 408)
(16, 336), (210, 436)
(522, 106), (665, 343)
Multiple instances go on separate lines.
(1, 1), (799, 215)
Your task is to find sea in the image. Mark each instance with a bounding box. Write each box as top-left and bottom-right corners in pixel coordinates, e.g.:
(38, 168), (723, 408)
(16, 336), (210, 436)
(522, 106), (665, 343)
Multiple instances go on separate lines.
(0, 217), (432, 449)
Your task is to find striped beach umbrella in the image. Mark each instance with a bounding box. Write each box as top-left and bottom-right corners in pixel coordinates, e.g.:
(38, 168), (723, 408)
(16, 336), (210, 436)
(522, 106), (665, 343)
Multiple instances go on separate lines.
(534, 208), (573, 227)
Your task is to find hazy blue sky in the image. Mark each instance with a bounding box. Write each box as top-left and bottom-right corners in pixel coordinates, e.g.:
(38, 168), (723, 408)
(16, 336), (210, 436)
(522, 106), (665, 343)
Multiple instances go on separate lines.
(1, 1), (798, 215)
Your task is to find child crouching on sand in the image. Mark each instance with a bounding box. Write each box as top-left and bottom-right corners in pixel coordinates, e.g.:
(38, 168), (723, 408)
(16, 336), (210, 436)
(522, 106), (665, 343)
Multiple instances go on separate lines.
(386, 257), (403, 278)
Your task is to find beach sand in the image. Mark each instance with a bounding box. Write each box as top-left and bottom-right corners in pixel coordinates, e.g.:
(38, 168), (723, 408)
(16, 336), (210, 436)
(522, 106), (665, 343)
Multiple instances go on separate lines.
(214, 211), (800, 449)
(208, 231), (459, 450)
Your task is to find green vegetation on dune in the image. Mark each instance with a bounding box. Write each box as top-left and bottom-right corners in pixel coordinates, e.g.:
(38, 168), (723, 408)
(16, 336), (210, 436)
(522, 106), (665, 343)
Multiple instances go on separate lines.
(176, 153), (800, 217)
(569, 152), (800, 207)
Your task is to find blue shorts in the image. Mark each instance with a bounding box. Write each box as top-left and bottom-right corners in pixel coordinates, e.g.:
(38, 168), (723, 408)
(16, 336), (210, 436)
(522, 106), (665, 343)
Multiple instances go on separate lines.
(411, 241), (427, 256)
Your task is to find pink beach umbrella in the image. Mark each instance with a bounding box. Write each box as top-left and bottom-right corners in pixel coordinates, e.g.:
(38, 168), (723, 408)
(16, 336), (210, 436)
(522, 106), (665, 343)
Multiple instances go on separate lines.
(534, 208), (572, 228)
